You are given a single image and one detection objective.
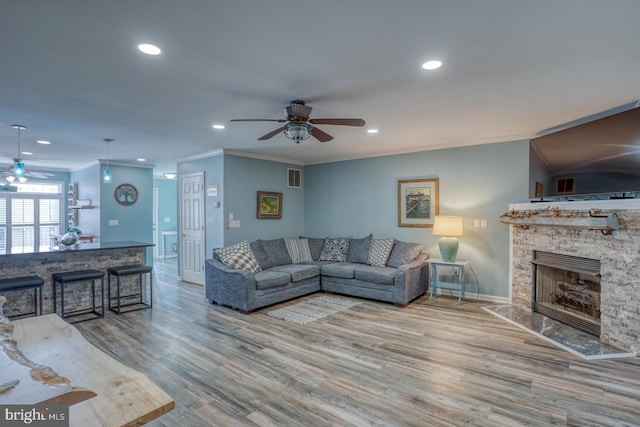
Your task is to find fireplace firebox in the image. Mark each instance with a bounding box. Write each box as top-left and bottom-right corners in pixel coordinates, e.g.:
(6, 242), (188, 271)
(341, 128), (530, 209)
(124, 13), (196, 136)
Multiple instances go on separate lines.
(532, 251), (601, 336)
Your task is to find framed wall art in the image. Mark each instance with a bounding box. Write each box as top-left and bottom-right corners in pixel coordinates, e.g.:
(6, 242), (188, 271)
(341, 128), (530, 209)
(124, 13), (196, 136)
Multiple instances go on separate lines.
(257, 191), (282, 219)
(398, 178), (439, 227)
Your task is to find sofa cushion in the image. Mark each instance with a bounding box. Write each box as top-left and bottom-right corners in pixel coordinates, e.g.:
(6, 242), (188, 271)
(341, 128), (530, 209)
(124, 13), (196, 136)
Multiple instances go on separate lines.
(319, 237), (351, 262)
(368, 238), (395, 267)
(300, 236), (327, 261)
(259, 238), (293, 266)
(219, 250), (261, 273)
(284, 238), (313, 264)
(250, 240), (274, 270)
(347, 234), (373, 264)
(270, 264), (320, 282)
(254, 270), (291, 290)
(321, 262), (357, 279)
(354, 265), (396, 286)
(387, 241), (423, 268)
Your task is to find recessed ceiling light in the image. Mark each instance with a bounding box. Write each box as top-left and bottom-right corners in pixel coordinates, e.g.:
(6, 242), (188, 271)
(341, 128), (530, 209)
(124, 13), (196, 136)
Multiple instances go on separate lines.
(22, 151), (33, 155)
(422, 60), (442, 70)
(212, 124), (225, 130)
(37, 140), (51, 145)
(137, 158), (146, 162)
(138, 43), (162, 55)
(367, 129), (379, 134)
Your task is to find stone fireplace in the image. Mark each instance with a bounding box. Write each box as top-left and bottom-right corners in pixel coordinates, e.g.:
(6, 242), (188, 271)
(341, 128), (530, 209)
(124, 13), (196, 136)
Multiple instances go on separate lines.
(502, 200), (640, 354)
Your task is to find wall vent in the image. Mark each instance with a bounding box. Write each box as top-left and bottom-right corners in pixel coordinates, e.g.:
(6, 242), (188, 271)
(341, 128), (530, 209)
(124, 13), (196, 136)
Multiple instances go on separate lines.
(288, 168), (301, 188)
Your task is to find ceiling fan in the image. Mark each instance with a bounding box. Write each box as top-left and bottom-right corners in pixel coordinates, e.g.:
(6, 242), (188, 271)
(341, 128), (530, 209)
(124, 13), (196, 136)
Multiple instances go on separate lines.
(231, 100), (365, 143)
(2, 124), (54, 183)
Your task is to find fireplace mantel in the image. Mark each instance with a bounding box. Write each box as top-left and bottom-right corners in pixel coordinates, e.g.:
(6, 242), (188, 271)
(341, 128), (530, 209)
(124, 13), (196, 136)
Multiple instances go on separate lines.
(499, 208), (620, 232)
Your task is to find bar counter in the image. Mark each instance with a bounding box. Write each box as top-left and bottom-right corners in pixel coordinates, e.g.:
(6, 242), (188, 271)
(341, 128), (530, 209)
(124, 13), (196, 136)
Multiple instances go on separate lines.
(0, 241), (154, 317)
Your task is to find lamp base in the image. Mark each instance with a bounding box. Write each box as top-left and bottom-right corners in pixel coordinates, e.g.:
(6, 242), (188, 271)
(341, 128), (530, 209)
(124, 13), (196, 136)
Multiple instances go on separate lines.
(438, 237), (459, 262)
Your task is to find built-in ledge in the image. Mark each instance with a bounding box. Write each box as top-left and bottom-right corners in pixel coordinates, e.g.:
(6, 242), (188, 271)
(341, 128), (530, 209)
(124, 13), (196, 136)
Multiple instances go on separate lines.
(499, 207), (620, 232)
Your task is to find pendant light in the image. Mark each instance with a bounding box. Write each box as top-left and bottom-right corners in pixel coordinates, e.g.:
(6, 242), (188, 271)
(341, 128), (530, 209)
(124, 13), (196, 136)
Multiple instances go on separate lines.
(7, 125), (28, 183)
(103, 138), (113, 184)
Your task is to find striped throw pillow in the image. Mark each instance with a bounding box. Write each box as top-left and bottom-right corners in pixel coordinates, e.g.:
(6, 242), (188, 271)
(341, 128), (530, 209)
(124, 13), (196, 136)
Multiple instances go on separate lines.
(284, 239), (313, 264)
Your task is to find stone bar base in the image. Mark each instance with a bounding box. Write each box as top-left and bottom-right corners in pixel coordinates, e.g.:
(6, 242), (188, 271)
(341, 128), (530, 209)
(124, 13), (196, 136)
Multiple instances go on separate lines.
(0, 246), (147, 317)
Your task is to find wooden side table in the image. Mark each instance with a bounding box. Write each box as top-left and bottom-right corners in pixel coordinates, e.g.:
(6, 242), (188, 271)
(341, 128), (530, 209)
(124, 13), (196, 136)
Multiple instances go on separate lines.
(429, 259), (471, 304)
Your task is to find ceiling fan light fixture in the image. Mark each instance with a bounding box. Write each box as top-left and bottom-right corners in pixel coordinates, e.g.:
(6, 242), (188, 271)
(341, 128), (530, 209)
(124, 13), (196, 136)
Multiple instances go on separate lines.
(5, 175), (15, 183)
(284, 122), (312, 143)
(13, 161), (25, 178)
(10, 125), (28, 182)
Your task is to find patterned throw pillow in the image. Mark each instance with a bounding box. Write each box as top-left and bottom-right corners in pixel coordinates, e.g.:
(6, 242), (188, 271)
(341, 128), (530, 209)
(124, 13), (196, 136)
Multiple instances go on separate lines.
(368, 238), (395, 267)
(219, 250), (261, 273)
(214, 240), (254, 260)
(284, 239), (313, 264)
(319, 237), (351, 262)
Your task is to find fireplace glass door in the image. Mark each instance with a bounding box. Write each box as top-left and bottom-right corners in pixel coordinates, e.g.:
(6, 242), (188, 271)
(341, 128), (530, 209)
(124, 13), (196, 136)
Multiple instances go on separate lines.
(532, 251), (601, 336)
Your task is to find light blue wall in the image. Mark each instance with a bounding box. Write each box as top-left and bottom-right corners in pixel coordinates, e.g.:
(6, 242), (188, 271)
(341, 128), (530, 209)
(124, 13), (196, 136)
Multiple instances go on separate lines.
(304, 140), (530, 299)
(100, 163), (154, 261)
(153, 178), (178, 256)
(223, 155), (304, 245)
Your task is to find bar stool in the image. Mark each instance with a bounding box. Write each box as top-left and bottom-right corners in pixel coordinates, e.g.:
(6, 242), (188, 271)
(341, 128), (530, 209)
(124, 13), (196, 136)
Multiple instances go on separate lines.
(107, 265), (153, 314)
(52, 269), (105, 323)
(0, 276), (44, 319)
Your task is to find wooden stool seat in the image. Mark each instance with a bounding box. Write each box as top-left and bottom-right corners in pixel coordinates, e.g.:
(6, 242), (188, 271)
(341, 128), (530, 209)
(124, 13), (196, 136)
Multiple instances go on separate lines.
(0, 276), (44, 319)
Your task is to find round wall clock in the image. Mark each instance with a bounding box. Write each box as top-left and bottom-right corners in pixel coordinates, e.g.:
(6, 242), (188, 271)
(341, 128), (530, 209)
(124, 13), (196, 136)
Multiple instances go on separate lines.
(114, 183), (139, 206)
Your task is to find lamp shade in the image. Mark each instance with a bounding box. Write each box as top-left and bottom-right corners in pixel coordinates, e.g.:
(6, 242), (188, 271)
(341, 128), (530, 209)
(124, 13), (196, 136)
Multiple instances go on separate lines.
(432, 216), (463, 236)
(433, 216), (463, 262)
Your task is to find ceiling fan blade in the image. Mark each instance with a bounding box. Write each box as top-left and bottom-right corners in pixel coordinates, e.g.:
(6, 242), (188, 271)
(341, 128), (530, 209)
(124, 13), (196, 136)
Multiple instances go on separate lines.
(309, 118), (365, 127)
(310, 127), (334, 143)
(230, 119), (287, 122)
(258, 127), (286, 141)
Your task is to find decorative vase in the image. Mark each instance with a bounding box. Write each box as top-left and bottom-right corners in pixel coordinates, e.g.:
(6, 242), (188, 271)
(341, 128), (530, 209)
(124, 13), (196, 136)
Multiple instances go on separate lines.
(60, 231), (79, 247)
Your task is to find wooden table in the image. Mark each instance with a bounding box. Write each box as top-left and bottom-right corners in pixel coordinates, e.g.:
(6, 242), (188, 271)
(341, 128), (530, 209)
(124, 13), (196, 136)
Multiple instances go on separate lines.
(4, 314), (174, 426)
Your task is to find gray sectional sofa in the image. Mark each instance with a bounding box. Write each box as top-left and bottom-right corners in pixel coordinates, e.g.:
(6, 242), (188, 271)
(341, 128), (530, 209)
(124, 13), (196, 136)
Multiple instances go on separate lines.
(205, 235), (429, 313)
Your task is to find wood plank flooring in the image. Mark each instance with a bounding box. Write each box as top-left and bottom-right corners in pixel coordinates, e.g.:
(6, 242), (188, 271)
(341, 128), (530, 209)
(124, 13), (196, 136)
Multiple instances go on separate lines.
(74, 259), (640, 426)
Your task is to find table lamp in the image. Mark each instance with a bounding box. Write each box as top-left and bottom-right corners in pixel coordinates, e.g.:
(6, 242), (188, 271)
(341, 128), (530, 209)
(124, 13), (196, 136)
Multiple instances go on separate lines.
(433, 215), (463, 262)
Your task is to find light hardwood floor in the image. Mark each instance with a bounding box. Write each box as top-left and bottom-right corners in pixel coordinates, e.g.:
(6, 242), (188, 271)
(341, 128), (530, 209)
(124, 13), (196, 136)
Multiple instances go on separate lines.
(75, 259), (640, 427)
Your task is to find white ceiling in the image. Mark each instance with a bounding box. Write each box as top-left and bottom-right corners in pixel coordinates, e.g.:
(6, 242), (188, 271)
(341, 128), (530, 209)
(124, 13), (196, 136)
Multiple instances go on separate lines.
(1, 0), (640, 177)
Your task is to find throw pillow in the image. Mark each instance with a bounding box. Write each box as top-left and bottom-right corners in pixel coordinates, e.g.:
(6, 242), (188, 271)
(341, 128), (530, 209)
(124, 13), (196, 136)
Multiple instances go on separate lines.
(214, 240), (255, 261)
(284, 238), (313, 264)
(368, 238), (395, 267)
(259, 238), (292, 266)
(299, 236), (326, 261)
(219, 250), (261, 273)
(250, 240), (274, 270)
(319, 237), (351, 262)
(386, 240), (423, 268)
(347, 234), (373, 264)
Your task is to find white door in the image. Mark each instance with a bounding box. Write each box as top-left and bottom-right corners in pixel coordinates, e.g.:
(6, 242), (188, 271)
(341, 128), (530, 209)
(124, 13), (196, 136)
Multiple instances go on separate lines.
(180, 172), (205, 285)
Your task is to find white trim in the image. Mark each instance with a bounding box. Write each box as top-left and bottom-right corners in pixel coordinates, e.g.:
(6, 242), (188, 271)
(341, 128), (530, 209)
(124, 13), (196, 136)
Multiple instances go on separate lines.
(430, 289), (510, 304)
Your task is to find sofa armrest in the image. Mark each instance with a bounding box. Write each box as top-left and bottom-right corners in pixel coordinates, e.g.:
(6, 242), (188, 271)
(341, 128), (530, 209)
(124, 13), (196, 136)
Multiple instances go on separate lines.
(393, 252), (429, 304)
(205, 258), (257, 311)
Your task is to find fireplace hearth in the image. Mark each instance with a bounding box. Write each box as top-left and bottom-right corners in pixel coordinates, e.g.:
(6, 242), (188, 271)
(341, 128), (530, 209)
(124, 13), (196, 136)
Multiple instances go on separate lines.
(532, 251), (601, 336)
